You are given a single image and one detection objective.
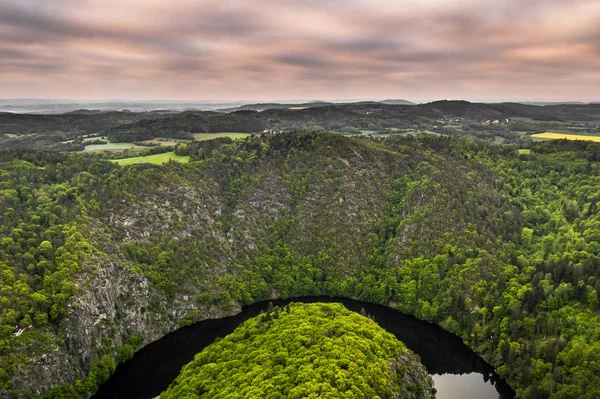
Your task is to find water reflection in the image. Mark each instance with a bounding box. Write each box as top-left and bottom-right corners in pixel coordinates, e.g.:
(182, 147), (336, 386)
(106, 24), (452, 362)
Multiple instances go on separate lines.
(433, 373), (501, 399)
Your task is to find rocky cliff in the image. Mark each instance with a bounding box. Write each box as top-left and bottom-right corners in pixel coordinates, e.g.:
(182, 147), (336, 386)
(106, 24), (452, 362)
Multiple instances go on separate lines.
(10, 255), (239, 397)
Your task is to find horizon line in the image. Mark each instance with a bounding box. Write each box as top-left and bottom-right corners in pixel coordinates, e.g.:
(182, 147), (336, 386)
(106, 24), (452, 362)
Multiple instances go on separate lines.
(1, 98), (598, 105)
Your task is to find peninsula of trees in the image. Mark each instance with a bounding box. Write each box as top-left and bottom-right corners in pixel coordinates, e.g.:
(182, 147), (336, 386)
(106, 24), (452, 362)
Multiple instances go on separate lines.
(161, 302), (435, 399)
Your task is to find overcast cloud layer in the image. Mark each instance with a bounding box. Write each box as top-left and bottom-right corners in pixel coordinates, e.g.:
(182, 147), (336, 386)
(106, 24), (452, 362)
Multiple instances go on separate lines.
(1, 0), (599, 102)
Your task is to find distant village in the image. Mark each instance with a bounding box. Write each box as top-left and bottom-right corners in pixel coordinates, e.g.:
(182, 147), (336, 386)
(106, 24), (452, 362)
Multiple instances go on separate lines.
(482, 118), (512, 126)
(441, 116), (511, 125)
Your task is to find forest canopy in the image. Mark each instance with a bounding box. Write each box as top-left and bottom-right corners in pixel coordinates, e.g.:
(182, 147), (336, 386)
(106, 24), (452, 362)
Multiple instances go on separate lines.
(160, 302), (435, 399)
(0, 134), (599, 398)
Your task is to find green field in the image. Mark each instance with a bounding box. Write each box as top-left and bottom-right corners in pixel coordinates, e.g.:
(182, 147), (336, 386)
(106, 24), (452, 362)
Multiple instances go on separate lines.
(193, 132), (251, 141)
(359, 129), (440, 137)
(397, 130), (441, 137)
(510, 117), (571, 125)
(154, 137), (192, 143)
(83, 142), (146, 152)
(518, 149), (531, 154)
(110, 152), (190, 165)
(511, 117), (538, 123)
(84, 133), (250, 152)
(83, 136), (107, 142)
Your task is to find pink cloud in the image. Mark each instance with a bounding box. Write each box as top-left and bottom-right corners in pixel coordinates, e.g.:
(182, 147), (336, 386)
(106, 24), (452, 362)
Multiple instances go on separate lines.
(0, 0), (598, 102)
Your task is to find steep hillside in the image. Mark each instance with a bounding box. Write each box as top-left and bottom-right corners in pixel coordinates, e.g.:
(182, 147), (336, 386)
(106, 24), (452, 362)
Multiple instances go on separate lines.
(0, 134), (599, 398)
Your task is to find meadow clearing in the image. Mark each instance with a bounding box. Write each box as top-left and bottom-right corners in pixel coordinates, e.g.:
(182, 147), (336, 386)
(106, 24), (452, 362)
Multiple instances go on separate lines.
(193, 132), (251, 141)
(84, 137), (184, 152)
(511, 117), (571, 125)
(83, 141), (146, 152)
(110, 151), (190, 165)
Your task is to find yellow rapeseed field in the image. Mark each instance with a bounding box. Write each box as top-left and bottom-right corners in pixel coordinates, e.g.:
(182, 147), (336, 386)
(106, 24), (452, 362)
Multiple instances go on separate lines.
(531, 132), (600, 142)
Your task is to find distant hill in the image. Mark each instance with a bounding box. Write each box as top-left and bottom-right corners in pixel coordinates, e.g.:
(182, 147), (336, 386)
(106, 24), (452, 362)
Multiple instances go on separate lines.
(3, 100), (600, 151)
(379, 99), (415, 105)
(219, 100), (417, 112)
(519, 101), (587, 106)
(0, 101), (248, 114)
(64, 109), (105, 115)
(217, 101), (334, 112)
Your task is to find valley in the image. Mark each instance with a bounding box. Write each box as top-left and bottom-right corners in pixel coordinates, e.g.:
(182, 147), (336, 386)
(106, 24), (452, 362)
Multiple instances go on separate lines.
(0, 132), (599, 398)
(3, 0), (599, 397)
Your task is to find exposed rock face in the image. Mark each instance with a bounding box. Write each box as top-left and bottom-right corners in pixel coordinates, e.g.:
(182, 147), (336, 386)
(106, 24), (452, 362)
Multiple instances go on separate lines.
(109, 184), (225, 244)
(390, 353), (436, 399)
(10, 258), (238, 396)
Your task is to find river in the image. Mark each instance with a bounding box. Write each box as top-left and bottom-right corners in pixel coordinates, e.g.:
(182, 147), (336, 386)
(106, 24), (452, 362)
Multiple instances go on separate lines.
(93, 297), (516, 399)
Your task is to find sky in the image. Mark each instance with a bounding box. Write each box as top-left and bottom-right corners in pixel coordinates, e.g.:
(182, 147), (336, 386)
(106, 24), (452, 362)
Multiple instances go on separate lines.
(1, 0), (599, 103)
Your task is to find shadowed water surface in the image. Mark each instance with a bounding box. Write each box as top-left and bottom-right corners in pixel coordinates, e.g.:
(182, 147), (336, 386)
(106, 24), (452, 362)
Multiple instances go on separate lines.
(93, 297), (516, 399)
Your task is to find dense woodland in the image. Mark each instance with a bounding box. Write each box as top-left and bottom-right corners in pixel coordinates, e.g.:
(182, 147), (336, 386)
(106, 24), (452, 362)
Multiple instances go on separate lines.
(0, 111), (172, 150)
(0, 133), (599, 398)
(161, 302), (434, 399)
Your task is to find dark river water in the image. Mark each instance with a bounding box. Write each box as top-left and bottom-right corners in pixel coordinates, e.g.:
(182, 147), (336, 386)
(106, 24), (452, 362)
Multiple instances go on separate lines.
(92, 297), (516, 399)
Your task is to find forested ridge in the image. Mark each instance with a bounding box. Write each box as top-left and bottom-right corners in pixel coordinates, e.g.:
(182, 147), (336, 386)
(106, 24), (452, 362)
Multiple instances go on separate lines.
(2, 100), (600, 150)
(0, 133), (599, 398)
(160, 302), (435, 399)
